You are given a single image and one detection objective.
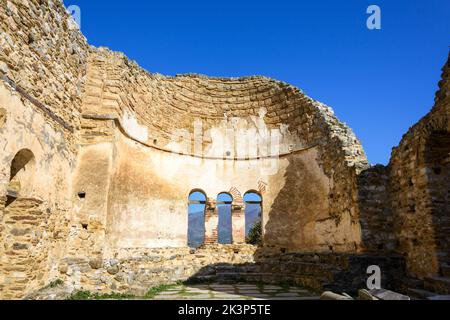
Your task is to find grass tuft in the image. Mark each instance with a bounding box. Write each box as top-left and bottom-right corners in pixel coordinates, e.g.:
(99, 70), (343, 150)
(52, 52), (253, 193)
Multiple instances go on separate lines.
(67, 291), (135, 300)
(48, 279), (64, 289)
(145, 282), (183, 299)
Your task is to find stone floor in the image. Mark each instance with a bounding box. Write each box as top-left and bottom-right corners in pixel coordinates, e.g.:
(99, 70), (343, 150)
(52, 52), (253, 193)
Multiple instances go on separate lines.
(151, 283), (321, 300)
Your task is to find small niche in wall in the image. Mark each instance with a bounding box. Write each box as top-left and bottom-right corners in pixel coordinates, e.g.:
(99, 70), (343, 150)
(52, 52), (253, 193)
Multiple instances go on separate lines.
(433, 167), (442, 175)
(27, 33), (36, 44)
(153, 139), (158, 145)
(77, 192), (86, 199)
(0, 108), (6, 129)
(81, 223), (88, 230)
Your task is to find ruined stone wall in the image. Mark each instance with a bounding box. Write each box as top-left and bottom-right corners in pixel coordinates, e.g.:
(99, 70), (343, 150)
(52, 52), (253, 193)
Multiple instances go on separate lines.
(355, 54), (450, 280)
(55, 245), (258, 296)
(389, 53), (450, 279)
(0, 0), (415, 299)
(74, 48), (369, 256)
(0, 81), (74, 299)
(0, 0), (90, 298)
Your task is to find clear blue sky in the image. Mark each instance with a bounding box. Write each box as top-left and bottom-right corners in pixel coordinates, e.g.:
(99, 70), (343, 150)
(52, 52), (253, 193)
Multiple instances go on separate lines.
(65, 0), (450, 165)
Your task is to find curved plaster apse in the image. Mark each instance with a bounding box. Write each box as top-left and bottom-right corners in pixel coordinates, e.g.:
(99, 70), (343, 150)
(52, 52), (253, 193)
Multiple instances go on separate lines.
(90, 49), (369, 253)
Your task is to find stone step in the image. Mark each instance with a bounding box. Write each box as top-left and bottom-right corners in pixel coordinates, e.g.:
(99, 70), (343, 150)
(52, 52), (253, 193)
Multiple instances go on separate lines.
(188, 275), (217, 283)
(216, 271), (271, 278)
(406, 288), (439, 300)
(257, 263), (335, 280)
(424, 277), (450, 295)
(402, 277), (425, 290)
(441, 263), (450, 277)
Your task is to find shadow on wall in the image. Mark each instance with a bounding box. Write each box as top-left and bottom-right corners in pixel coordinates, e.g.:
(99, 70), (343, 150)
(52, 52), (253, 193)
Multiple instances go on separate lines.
(188, 190), (207, 248)
(185, 154), (406, 295)
(262, 153), (325, 251)
(424, 131), (450, 274)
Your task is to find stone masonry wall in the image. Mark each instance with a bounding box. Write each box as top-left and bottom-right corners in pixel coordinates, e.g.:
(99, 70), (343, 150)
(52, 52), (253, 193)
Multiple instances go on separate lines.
(0, 0), (90, 132)
(357, 165), (396, 253)
(389, 53), (450, 279)
(0, 0), (90, 299)
(30, 245), (406, 298)
(55, 245), (258, 296)
(77, 48), (369, 254)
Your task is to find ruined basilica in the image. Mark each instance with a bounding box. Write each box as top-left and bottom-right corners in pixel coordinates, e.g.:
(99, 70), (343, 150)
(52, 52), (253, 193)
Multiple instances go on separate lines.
(0, 0), (449, 299)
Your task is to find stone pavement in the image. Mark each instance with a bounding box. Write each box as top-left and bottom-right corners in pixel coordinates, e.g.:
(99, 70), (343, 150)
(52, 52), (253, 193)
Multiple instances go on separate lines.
(151, 283), (320, 300)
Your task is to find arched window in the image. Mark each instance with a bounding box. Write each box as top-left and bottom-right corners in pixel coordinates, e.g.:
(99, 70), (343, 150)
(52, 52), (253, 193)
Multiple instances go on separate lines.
(244, 191), (262, 245)
(6, 149), (35, 207)
(217, 192), (233, 244)
(188, 190), (207, 248)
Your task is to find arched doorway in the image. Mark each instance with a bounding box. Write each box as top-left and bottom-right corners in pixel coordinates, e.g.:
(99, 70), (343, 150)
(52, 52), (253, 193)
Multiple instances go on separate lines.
(6, 149), (35, 206)
(188, 190), (207, 248)
(217, 192), (233, 244)
(244, 191), (262, 245)
(1, 149), (43, 299)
